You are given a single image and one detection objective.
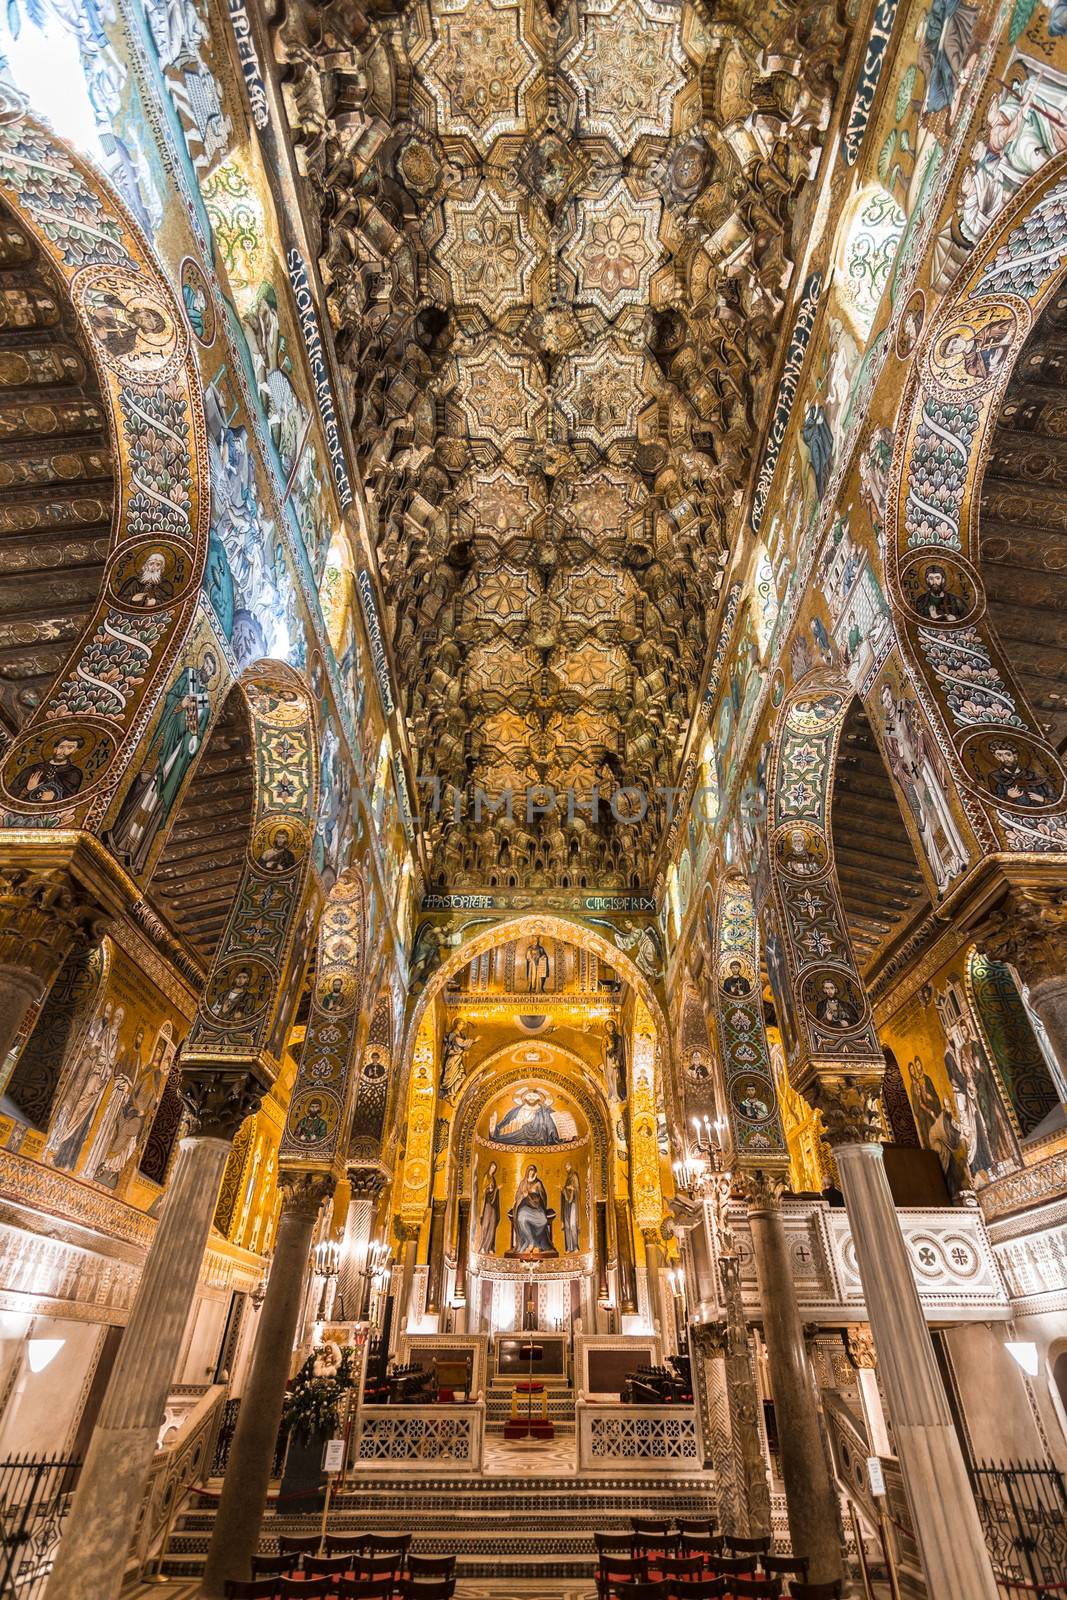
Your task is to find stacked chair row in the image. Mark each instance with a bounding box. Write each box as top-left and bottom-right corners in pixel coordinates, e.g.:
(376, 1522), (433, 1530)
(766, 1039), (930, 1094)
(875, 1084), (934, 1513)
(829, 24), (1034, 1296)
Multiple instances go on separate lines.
(223, 1534), (455, 1600)
(594, 1521), (843, 1600)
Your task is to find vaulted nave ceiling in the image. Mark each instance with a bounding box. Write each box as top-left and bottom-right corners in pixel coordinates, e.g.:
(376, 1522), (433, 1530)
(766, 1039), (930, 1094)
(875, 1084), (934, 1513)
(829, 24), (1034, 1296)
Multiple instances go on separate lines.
(275, 0), (852, 887)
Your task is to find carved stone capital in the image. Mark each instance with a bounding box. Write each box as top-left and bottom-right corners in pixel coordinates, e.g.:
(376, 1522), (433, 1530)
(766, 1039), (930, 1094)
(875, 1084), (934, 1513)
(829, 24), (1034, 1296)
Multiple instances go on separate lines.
(735, 1167), (789, 1210)
(845, 1324), (877, 1370)
(803, 1071), (885, 1147)
(690, 1319), (729, 1356)
(347, 1164), (388, 1199)
(0, 864), (106, 986)
(973, 884), (1067, 991)
(394, 1217), (421, 1245)
(278, 1169), (335, 1221)
(641, 1225), (664, 1252)
(179, 1064), (270, 1141)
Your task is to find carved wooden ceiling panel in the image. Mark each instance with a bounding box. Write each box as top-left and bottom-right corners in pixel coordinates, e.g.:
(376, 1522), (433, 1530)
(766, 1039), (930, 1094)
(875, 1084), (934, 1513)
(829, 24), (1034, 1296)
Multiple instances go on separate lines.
(0, 195), (115, 738)
(274, 0), (851, 886)
(980, 289), (1067, 757)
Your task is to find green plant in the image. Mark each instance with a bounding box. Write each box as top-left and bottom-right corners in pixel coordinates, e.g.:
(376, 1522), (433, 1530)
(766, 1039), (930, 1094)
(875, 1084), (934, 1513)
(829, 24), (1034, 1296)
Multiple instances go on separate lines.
(283, 1345), (358, 1445)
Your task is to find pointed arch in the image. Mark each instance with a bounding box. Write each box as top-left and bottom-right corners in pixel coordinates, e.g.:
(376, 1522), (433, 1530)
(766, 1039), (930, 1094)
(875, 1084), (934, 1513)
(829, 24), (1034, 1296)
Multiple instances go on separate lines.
(0, 113), (209, 826)
(712, 874), (788, 1167)
(182, 661), (318, 1092)
(765, 671), (883, 1098)
(886, 151), (1067, 857)
(280, 865), (367, 1171)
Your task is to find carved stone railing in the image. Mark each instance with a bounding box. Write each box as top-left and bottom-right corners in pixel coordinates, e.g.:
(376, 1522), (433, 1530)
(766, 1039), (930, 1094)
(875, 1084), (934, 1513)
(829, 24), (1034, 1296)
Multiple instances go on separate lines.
(712, 1199), (1009, 1321)
(352, 1402), (484, 1474)
(576, 1402), (701, 1475)
(824, 1392), (928, 1599)
(978, 1133), (1067, 1222)
(130, 1383), (228, 1574)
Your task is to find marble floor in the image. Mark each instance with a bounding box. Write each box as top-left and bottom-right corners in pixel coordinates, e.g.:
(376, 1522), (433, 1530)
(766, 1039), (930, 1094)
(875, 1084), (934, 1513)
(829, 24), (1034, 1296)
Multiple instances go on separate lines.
(481, 1433), (578, 1474)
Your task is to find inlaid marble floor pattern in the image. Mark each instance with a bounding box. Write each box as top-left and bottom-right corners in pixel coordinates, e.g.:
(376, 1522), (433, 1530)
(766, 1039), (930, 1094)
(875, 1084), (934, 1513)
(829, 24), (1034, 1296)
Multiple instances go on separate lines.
(128, 1584), (599, 1598)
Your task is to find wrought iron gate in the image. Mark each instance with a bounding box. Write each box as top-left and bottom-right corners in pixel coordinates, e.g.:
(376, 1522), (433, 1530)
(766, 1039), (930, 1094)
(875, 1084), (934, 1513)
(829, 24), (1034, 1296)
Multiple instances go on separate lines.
(973, 1459), (1067, 1598)
(0, 1456), (80, 1600)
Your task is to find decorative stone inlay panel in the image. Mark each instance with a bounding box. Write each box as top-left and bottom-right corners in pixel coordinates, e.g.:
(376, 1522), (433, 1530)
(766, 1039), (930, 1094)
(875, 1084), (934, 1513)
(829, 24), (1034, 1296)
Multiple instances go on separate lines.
(578, 1402), (700, 1473)
(706, 1198), (1010, 1321)
(0, 1217), (141, 1323)
(354, 1403), (483, 1472)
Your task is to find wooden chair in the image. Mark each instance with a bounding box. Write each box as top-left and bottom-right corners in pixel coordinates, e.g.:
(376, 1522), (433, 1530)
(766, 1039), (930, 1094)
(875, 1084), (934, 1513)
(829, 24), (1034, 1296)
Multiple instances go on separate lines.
(729, 1580), (782, 1599)
(725, 1536), (771, 1558)
(682, 1584), (727, 1600)
(615, 1582), (668, 1600)
(363, 1534), (411, 1557)
(632, 1520), (677, 1569)
(676, 1520), (717, 1538)
(405, 1555), (456, 1580)
(359, 1553), (406, 1584)
(279, 1581), (333, 1600)
(305, 1554), (356, 1578)
(326, 1536), (369, 1556)
(280, 1536), (323, 1556)
(595, 1532), (638, 1557)
(338, 1581), (395, 1600)
(659, 1555), (703, 1586)
(789, 1584), (842, 1600)
(225, 1582), (280, 1600)
(400, 1583), (455, 1600)
(761, 1556), (808, 1582)
(679, 1532), (724, 1567)
(252, 1556), (292, 1578)
(596, 1552), (650, 1596)
(712, 1555), (760, 1581)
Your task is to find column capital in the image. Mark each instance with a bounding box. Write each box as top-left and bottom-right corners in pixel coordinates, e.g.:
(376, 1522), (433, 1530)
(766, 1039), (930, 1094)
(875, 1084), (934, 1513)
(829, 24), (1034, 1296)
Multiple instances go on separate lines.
(641, 1224), (664, 1251)
(735, 1168), (790, 1210)
(394, 1217), (420, 1245)
(690, 1319), (729, 1356)
(0, 858), (109, 984)
(346, 1164), (388, 1199)
(179, 1063), (270, 1141)
(972, 882), (1067, 991)
(803, 1070), (885, 1148)
(278, 1168), (335, 1220)
(845, 1324), (877, 1370)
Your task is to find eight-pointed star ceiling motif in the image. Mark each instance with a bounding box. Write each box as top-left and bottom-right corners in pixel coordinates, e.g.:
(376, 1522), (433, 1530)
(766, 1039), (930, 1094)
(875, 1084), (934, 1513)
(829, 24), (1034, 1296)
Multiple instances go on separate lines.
(275, 0), (853, 889)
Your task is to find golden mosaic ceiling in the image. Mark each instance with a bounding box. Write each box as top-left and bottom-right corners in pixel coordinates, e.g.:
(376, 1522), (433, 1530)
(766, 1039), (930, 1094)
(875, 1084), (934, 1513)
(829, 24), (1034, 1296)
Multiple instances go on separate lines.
(275, 0), (851, 886)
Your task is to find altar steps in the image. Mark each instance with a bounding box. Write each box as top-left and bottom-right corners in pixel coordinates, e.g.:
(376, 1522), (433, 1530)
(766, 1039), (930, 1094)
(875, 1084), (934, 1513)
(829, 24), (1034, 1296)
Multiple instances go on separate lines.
(162, 1470), (718, 1581)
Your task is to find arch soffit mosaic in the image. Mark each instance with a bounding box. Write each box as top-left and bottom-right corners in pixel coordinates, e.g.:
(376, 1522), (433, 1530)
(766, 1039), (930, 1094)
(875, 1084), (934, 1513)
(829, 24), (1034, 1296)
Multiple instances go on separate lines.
(183, 659), (320, 1074)
(0, 111), (209, 829)
(765, 669), (884, 1085)
(886, 150), (1067, 858)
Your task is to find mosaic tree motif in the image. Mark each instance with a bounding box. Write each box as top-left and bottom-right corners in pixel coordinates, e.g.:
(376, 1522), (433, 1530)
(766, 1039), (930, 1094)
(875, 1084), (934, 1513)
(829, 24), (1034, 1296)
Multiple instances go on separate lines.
(183, 665), (319, 1082)
(766, 674), (884, 1116)
(887, 154), (1067, 855)
(280, 870), (366, 1170)
(0, 114), (208, 829)
(713, 878), (788, 1166)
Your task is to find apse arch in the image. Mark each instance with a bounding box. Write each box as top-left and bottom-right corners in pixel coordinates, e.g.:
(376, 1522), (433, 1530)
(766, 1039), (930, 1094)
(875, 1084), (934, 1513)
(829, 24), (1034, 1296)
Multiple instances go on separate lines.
(449, 1041), (615, 1194)
(0, 113), (209, 826)
(885, 151), (1067, 856)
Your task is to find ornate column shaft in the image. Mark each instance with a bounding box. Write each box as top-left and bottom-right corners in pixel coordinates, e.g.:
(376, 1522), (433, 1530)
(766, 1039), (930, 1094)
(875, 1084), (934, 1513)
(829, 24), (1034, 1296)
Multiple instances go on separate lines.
(45, 1069), (266, 1600)
(396, 1222), (419, 1334)
(814, 1081), (999, 1600)
(641, 1227), (669, 1349)
(719, 1250), (772, 1537)
(336, 1167), (385, 1320)
(742, 1172), (843, 1585)
(201, 1170), (334, 1597)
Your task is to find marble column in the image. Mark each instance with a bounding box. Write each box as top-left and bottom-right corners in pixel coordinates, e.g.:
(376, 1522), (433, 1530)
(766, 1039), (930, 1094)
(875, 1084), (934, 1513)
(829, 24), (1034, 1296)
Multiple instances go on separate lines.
(641, 1228), (668, 1347)
(830, 1128), (998, 1600)
(743, 1174), (843, 1585)
(200, 1170), (333, 1597)
(396, 1227), (419, 1334)
(45, 1069), (263, 1600)
(336, 1168), (385, 1321)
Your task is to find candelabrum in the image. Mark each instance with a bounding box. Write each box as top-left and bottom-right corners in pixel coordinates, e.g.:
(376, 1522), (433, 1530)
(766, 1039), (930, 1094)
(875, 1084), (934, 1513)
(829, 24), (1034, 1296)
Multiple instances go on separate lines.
(313, 1238), (340, 1322)
(672, 1113), (728, 1199)
(666, 1265), (688, 1348)
(359, 1238), (392, 1323)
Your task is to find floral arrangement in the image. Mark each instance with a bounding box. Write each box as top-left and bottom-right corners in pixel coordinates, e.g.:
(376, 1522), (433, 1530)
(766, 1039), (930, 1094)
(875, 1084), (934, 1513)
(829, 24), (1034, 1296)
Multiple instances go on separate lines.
(284, 1343), (357, 1445)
